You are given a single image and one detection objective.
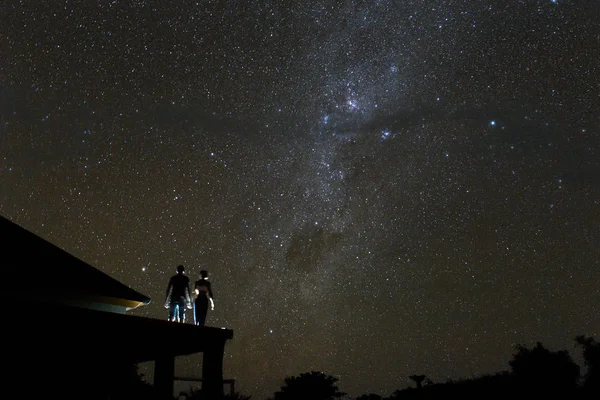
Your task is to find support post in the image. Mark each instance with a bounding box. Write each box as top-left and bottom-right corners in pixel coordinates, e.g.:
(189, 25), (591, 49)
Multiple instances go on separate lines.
(202, 339), (226, 399)
(155, 356), (175, 399)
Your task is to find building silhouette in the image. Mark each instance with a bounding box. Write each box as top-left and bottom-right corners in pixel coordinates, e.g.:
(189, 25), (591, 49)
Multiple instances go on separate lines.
(0, 215), (233, 399)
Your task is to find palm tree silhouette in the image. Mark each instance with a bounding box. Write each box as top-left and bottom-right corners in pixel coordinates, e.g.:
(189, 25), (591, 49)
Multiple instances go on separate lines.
(409, 375), (426, 389)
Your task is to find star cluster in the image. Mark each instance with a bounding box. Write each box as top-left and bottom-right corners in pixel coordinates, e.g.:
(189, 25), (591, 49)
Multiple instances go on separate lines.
(2, 1), (599, 398)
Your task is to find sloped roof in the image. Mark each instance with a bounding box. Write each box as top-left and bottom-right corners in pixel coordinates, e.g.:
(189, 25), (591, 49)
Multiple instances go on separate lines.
(0, 215), (150, 308)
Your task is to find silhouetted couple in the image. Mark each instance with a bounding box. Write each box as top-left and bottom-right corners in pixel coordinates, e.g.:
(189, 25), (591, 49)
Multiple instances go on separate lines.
(164, 265), (214, 326)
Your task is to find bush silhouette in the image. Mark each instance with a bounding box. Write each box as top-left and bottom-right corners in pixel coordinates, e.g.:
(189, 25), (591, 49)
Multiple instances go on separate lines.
(509, 342), (579, 395)
(273, 371), (345, 400)
(576, 335), (600, 397)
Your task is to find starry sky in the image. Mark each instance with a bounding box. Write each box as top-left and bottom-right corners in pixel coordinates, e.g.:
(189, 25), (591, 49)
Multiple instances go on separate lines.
(2, 0), (599, 398)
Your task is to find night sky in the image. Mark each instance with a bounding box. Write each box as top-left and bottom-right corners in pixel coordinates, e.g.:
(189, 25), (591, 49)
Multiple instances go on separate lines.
(2, 1), (599, 398)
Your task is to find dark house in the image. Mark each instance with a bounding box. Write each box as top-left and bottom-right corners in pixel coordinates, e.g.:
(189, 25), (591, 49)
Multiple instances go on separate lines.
(0, 215), (233, 399)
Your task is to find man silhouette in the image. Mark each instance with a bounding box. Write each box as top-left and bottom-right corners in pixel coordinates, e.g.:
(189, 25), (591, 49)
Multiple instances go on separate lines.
(164, 265), (192, 322)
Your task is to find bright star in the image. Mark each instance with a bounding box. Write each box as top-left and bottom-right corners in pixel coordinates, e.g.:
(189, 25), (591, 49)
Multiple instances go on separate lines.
(347, 98), (358, 110)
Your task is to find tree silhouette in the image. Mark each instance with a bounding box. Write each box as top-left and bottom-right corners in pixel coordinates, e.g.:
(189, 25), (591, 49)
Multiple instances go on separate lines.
(273, 371), (345, 400)
(409, 375), (426, 389)
(576, 335), (600, 397)
(509, 342), (579, 395)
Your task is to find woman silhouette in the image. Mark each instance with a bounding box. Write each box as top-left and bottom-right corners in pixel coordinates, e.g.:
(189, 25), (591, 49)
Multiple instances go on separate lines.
(193, 270), (214, 326)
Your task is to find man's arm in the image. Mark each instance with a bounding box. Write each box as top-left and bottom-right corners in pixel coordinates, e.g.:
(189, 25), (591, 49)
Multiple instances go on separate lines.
(165, 277), (173, 298)
(185, 283), (192, 308)
(164, 278), (173, 308)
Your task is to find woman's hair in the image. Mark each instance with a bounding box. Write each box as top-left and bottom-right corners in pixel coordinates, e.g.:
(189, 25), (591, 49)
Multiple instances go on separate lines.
(200, 270), (208, 278)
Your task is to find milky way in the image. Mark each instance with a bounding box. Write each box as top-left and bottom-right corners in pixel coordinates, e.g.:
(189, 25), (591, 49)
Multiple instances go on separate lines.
(2, 1), (599, 398)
